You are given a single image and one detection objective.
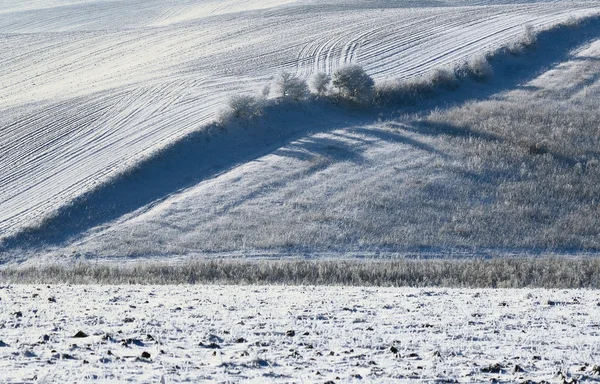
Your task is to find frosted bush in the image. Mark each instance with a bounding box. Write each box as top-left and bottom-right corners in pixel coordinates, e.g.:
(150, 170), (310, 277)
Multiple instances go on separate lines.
(467, 56), (493, 82)
(507, 24), (537, 54)
(261, 84), (271, 98)
(374, 78), (434, 106)
(271, 71), (309, 100)
(429, 67), (459, 90)
(373, 79), (401, 105)
(332, 64), (375, 102)
(309, 72), (331, 95)
(521, 24), (537, 47)
(562, 15), (580, 28)
(219, 94), (262, 123)
(373, 66), (459, 106)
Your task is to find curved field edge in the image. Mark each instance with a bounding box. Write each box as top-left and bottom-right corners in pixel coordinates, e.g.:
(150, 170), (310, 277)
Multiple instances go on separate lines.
(3, 14), (600, 255)
(2, 257), (600, 288)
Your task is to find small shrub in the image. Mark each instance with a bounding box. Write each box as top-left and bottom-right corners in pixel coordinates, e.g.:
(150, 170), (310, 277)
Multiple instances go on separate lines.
(332, 64), (375, 102)
(309, 72), (331, 95)
(261, 85), (271, 98)
(561, 15), (579, 28)
(466, 56), (493, 82)
(506, 41), (523, 55)
(521, 24), (537, 47)
(507, 24), (537, 54)
(373, 80), (400, 105)
(429, 67), (459, 90)
(373, 66), (459, 107)
(271, 71), (309, 100)
(219, 94), (262, 123)
(374, 78), (433, 106)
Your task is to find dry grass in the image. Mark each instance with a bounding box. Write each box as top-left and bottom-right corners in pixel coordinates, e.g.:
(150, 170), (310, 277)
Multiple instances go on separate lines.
(2, 257), (600, 288)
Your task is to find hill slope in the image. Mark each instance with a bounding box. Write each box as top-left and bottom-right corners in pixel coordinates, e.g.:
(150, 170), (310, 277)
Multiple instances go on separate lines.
(1, 1), (600, 260)
(9, 25), (600, 262)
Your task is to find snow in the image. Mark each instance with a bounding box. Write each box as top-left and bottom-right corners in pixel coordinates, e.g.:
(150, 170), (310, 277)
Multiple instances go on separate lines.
(1, 284), (600, 383)
(1, 0), (600, 247)
(12, 25), (598, 260)
(2, 2), (600, 382)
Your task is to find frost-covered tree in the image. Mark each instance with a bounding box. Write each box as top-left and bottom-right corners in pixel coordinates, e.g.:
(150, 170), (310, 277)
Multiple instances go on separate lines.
(309, 72), (331, 95)
(218, 94), (262, 123)
(332, 64), (374, 102)
(507, 24), (537, 54)
(467, 56), (493, 82)
(429, 67), (458, 90)
(521, 24), (536, 47)
(272, 71), (309, 100)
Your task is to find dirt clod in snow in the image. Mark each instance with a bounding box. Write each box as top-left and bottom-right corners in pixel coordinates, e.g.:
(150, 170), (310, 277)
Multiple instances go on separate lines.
(199, 342), (221, 349)
(514, 364), (525, 373)
(121, 338), (144, 347)
(482, 363), (504, 373)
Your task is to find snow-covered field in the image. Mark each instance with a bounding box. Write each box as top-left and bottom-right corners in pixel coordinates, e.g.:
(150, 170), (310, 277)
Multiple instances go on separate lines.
(2, 284), (600, 383)
(2, 0), (600, 256)
(4, 2), (600, 382)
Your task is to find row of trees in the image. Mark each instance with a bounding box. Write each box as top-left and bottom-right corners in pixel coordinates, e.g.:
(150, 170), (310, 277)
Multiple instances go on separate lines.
(270, 64), (375, 102)
(220, 64), (375, 121)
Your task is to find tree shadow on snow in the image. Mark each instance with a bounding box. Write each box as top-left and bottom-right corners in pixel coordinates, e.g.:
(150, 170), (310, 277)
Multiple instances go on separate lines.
(0, 102), (376, 253)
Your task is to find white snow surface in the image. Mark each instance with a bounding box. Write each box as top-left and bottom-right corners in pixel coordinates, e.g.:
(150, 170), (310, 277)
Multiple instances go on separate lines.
(2, 0), (600, 244)
(20, 31), (599, 260)
(1, 284), (600, 383)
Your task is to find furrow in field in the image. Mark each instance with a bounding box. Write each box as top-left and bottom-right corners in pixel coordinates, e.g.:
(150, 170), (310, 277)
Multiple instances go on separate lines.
(0, 73), (258, 239)
(292, 5), (598, 80)
(0, 89), (189, 229)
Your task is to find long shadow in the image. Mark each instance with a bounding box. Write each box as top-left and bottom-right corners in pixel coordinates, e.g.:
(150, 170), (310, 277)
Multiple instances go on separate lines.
(3, 15), (600, 254)
(272, 125), (446, 169)
(346, 126), (448, 158)
(0, 102), (375, 252)
(275, 134), (367, 165)
(405, 119), (581, 167)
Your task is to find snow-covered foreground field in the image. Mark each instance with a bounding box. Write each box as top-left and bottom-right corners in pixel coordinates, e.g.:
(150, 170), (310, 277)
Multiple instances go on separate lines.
(2, 284), (600, 383)
(2, 0), (600, 250)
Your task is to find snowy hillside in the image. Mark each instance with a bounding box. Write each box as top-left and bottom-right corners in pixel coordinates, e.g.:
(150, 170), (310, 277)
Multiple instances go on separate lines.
(2, 0), (600, 259)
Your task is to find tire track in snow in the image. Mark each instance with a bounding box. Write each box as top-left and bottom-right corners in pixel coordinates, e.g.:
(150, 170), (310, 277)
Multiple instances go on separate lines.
(294, 5), (600, 80)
